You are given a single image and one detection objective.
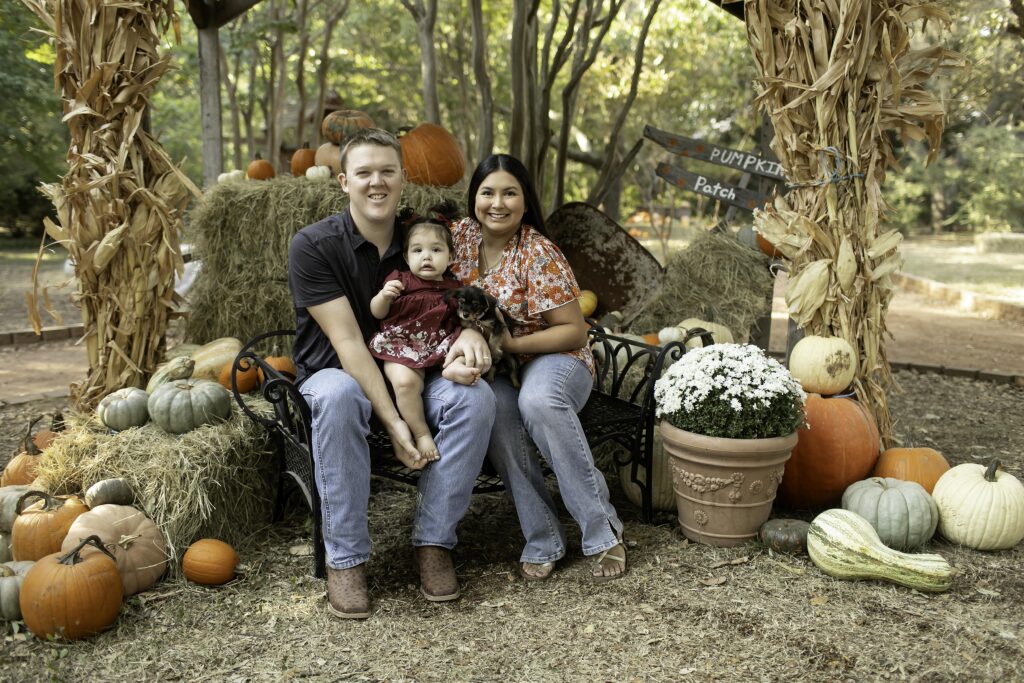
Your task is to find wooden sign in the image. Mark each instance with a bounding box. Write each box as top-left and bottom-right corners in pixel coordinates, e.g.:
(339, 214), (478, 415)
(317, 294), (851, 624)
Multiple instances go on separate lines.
(656, 162), (770, 212)
(644, 125), (785, 181)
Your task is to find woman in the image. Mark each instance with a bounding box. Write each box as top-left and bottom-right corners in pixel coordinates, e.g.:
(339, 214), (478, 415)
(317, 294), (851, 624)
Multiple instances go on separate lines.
(446, 154), (626, 582)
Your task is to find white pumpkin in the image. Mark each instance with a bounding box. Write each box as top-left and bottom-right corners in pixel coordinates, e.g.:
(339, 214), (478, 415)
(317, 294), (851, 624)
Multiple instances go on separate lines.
(657, 326), (686, 345)
(841, 477), (938, 550)
(789, 335), (857, 395)
(678, 318), (734, 350)
(0, 531), (11, 563)
(216, 169), (246, 183)
(305, 165), (332, 180)
(932, 460), (1024, 550)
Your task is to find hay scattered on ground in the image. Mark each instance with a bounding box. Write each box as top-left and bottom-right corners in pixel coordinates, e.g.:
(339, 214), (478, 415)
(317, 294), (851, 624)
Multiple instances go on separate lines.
(629, 229), (773, 341)
(185, 178), (465, 344)
(34, 400), (276, 569)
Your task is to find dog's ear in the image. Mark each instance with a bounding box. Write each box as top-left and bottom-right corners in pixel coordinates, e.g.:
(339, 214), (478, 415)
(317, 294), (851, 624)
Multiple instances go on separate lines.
(484, 292), (500, 310)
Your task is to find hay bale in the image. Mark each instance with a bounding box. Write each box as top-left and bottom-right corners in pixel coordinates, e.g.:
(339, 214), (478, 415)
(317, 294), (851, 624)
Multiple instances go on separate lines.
(34, 401), (276, 571)
(629, 229), (773, 341)
(185, 177), (465, 344)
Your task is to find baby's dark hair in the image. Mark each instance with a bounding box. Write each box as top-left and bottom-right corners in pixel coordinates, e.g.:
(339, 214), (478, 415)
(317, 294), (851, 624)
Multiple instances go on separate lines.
(405, 219), (454, 254)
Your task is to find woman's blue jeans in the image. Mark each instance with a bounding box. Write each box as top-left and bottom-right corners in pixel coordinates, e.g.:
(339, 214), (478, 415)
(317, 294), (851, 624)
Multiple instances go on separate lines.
(488, 353), (623, 564)
(301, 368), (495, 570)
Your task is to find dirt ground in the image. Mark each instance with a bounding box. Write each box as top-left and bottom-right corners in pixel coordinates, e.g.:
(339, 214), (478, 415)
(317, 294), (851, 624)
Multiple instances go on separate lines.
(1, 246), (1023, 681)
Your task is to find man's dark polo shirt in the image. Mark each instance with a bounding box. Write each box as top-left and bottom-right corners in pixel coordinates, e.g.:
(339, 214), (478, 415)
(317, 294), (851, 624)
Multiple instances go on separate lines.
(287, 208), (405, 384)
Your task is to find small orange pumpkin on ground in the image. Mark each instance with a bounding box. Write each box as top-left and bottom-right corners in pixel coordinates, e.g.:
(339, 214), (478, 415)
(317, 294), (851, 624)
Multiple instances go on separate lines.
(182, 538), (239, 585)
(290, 143), (317, 177)
(246, 153), (276, 180)
(219, 358), (258, 394)
(872, 447), (950, 494)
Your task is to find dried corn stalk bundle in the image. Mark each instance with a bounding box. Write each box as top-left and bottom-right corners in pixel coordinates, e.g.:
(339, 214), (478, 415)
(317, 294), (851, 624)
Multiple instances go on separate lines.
(744, 0), (961, 444)
(23, 0), (199, 409)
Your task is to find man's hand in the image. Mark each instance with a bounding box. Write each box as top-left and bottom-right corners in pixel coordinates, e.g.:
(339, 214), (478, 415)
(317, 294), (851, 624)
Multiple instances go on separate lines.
(444, 327), (492, 372)
(385, 418), (426, 470)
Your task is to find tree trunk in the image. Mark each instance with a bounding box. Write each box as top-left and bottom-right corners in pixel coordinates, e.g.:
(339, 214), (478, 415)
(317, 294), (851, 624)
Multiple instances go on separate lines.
(293, 0), (311, 148)
(314, 2), (349, 147)
(401, 0), (441, 124)
(509, 1), (538, 161)
(470, 0), (493, 162)
(197, 26), (223, 187)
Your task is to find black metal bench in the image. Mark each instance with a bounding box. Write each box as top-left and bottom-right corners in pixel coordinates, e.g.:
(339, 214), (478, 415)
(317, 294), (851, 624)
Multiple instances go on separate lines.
(231, 326), (705, 577)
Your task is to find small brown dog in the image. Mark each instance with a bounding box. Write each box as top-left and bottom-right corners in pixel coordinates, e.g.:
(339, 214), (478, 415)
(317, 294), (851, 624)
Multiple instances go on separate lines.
(444, 285), (520, 386)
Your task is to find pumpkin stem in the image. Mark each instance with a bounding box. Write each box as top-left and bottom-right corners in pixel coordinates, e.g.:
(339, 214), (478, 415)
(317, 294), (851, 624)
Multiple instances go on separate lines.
(15, 490), (55, 515)
(21, 415), (44, 455)
(984, 459), (1001, 482)
(58, 535), (116, 566)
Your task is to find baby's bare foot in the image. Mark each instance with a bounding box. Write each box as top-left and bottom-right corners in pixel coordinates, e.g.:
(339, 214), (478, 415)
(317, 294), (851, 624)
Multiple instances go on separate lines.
(394, 448), (426, 470)
(442, 363), (481, 385)
(415, 433), (440, 461)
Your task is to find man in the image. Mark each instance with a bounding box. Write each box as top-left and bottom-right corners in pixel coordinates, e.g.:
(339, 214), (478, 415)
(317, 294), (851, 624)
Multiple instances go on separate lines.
(287, 128), (495, 619)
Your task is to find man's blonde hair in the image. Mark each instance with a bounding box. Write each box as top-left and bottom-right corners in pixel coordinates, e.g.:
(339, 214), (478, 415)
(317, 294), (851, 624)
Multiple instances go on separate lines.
(340, 128), (403, 172)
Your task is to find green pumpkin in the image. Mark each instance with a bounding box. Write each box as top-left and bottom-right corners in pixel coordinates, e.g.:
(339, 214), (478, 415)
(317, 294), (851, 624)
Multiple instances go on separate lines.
(147, 379), (231, 434)
(759, 518), (811, 555)
(0, 560), (34, 621)
(97, 387), (150, 431)
(841, 477), (938, 551)
(84, 478), (135, 508)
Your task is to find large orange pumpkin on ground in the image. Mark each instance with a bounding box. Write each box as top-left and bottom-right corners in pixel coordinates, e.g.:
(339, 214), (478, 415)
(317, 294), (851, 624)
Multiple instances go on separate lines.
(872, 447), (950, 494)
(399, 123), (465, 186)
(777, 394), (881, 510)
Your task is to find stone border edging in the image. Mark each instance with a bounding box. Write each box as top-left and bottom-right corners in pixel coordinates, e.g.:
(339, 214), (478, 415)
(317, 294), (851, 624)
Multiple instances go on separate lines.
(893, 273), (1024, 324)
(0, 325), (84, 346)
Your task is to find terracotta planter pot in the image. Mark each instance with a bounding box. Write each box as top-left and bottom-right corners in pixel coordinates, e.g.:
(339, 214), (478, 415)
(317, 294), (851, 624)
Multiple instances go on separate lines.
(660, 422), (798, 547)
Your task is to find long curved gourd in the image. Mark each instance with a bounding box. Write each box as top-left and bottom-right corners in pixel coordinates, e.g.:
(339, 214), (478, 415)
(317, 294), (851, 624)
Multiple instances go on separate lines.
(807, 509), (953, 592)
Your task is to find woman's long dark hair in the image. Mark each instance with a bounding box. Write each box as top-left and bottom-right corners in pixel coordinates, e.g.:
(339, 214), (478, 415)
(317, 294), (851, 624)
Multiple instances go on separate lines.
(467, 154), (547, 236)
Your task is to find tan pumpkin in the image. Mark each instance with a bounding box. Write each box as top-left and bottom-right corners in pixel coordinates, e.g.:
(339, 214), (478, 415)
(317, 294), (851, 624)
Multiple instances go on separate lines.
(872, 447), (950, 494)
(190, 337), (244, 381)
(62, 504), (168, 596)
(290, 142), (317, 177)
(314, 142), (342, 174)
(399, 123), (466, 186)
(777, 394), (881, 510)
(788, 335), (857, 395)
(618, 433), (676, 512)
(246, 153), (276, 180)
(182, 538), (239, 585)
(678, 318), (734, 350)
(320, 109), (375, 145)
(0, 560), (35, 621)
(0, 485), (31, 534)
(20, 536), (122, 640)
(932, 460), (1024, 550)
(11, 492), (89, 562)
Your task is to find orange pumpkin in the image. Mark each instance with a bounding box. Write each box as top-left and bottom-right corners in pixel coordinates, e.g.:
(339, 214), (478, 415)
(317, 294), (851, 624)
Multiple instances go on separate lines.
(321, 109), (375, 145)
(872, 447), (950, 494)
(182, 538), (239, 585)
(246, 153), (276, 180)
(11, 492), (89, 562)
(257, 356), (297, 384)
(756, 233), (781, 259)
(642, 332), (661, 346)
(777, 394), (880, 510)
(19, 535), (122, 640)
(219, 358), (258, 394)
(0, 453), (40, 487)
(290, 143), (317, 177)
(399, 123), (466, 186)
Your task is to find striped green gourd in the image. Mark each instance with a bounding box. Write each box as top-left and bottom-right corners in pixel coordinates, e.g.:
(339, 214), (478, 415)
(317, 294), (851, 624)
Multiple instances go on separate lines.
(807, 508), (953, 592)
